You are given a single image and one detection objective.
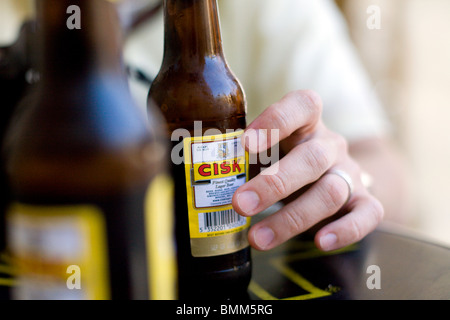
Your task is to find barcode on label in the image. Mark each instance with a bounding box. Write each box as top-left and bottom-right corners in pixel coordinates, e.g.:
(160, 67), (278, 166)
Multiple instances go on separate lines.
(198, 209), (247, 233)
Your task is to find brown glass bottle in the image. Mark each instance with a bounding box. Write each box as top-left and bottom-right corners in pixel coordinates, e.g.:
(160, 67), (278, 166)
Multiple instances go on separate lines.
(148, 0), (251, 300)
(0, 21), (35, 258)
(3, 0), (175, 300)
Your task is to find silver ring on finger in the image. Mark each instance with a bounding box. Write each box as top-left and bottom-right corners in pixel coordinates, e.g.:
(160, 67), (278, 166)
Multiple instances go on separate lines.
(327, 169), (354, 205)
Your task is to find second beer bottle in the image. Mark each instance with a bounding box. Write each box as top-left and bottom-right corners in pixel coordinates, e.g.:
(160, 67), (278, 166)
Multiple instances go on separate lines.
(4, 0), (175, 299)
(148, 0), (251, 299)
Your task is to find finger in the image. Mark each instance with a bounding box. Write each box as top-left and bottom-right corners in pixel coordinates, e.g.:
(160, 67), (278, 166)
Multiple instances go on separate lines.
(242, 90), (323, 153)
(315, 195), (384, 252)
(246, 173), (351, 251)
(233, 137), (339, 216)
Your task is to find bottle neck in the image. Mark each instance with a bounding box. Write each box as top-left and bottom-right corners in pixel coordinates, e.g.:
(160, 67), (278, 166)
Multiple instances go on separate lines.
(162, 0), (224, 67)
(36, 0), (124, 81)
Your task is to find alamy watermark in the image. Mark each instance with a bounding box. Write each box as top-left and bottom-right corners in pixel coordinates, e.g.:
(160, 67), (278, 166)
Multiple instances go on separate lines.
(66, 265), (81, 290)
(66, 5), (81, 30)
(66, 4), (382, 31)
(170, 121), (281, 176)
(366, 264), (381, 289)
(367, 5), (381, 30)
(65, 264), (382, 293)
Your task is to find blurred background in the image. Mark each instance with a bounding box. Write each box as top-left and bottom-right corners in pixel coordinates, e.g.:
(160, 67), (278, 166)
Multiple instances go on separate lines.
(336, 0), (450, 246)
(1, 0), (449, 247)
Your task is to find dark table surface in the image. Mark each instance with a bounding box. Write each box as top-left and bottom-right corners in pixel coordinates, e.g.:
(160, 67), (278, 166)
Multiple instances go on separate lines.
(1, 223), (449, 300)
(248, 224), (450, 300)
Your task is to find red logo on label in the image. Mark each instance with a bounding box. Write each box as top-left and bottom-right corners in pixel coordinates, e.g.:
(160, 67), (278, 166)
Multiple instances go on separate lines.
(198, 159), (243, 177)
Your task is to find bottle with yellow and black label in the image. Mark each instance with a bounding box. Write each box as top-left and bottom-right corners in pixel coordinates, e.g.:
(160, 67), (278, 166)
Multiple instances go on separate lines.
(148, 0), (251, 299)
(3, 0), (175, 300)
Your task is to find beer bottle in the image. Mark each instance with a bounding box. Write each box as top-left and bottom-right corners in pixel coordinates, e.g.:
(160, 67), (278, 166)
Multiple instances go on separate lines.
(4, 0), (175, 300)
(148, 0), (251, 299)
(0, 21), (35, 258)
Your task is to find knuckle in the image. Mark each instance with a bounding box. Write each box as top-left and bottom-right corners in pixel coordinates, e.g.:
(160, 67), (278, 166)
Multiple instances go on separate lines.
(295, 90), (323, 120)
(269, 103), (290, 130)
(282, 207), (307, 235)
(262, 169), (289, 197)
(349, 216), (363, 242)
(335, 133), (348, 152)
(319, 174), (349, 211)
(325, 128), (348, 156)
(302, 140), (331, 176)
(349, 198), (384, 242)
(368, 197), (385, 223)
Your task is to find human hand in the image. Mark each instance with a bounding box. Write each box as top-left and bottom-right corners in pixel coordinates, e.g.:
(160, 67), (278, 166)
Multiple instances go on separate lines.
(232, 90), (384, 251)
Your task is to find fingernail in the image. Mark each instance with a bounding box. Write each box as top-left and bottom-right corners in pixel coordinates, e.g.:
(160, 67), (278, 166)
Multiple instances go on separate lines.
(254, 227), (275, 249)
(243, 129), (267, 153)
(320, 233), (337, 251)
(236, 191), (260, 215)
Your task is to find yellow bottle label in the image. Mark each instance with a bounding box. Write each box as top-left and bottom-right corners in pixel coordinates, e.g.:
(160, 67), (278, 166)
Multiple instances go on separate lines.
(184, 130), (251, 257)
(145, 174), (177, 300)
(6, 203), (110, 300)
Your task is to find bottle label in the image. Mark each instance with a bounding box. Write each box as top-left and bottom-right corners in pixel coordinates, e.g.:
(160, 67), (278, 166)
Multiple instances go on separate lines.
(183, 131), (251, 257)
(145, 174), (177, 300)
(6, 203), (110, 300)
(6, 175), (177, 300)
